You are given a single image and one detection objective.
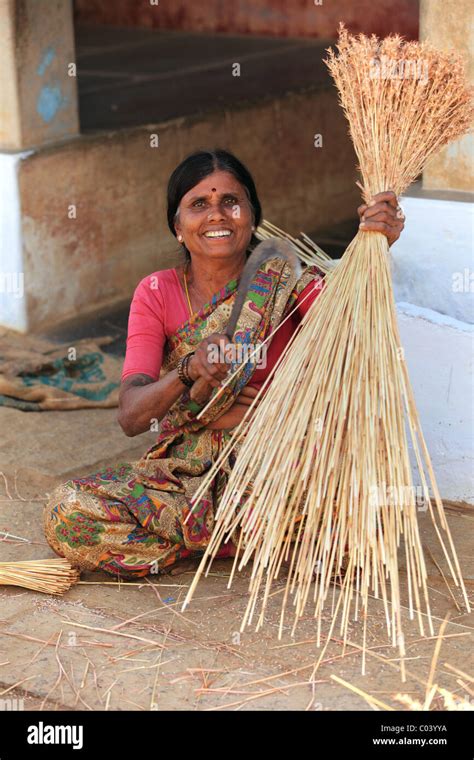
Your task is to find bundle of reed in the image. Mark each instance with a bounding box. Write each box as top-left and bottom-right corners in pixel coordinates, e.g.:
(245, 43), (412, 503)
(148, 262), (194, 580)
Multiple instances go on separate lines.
(182, 25), (473, 658)
(0, 559), (80, 594)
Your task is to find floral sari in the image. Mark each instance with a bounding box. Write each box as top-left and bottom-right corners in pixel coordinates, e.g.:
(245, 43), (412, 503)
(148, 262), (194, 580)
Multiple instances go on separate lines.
(43, 256), (321, 577)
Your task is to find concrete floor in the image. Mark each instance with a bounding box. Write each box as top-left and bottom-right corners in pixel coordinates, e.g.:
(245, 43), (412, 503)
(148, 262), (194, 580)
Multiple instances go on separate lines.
(76, 24), (332, 132)
(0, 397), (473, 711)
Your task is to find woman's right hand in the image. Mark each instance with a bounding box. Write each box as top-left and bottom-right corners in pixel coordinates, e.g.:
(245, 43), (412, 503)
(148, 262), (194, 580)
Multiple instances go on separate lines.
(187, 333), (232, 388)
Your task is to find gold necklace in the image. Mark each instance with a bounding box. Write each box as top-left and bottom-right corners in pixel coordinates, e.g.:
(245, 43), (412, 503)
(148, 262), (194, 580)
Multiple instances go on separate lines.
(183, 262), (193, 317)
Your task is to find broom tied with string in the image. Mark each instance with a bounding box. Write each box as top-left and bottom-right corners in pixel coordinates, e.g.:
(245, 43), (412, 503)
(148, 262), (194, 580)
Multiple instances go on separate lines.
(181, 25), (473, 667)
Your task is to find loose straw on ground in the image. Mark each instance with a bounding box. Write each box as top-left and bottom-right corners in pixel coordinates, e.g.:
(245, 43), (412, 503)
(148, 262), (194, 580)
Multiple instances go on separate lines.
(181, 25), (473, 663)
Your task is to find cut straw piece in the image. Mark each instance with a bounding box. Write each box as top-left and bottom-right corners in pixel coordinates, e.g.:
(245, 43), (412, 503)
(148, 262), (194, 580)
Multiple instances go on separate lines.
(331, 674), (395, 711)
(0, 559), (80, 595)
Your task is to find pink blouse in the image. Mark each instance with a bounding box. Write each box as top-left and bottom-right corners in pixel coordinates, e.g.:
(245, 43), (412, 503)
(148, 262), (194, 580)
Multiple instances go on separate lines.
(121, 267), (323, 391)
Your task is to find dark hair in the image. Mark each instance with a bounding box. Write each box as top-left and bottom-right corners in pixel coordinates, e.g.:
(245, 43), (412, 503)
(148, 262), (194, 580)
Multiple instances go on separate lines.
(167, 149), (262, 260)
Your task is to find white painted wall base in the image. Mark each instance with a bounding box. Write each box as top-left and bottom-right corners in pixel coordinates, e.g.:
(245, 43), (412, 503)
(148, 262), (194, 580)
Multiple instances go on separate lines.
(390, 195), (473, 502)
(0, 151), (32, 332)
(391, 195), (474, 324)
(397, 306), (473, 503)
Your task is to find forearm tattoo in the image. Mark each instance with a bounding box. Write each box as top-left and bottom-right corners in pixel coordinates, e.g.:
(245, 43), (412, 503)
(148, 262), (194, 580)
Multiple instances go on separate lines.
(123, 373), (155, 389)
(120, 374), (156, 403)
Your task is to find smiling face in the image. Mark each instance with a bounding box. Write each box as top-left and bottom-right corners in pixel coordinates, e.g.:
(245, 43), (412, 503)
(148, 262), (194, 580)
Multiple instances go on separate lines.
(174, 170), (255, 262)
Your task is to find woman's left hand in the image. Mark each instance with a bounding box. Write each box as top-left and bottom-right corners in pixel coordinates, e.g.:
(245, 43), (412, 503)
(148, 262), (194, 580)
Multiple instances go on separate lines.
(358, 190), (405, 247)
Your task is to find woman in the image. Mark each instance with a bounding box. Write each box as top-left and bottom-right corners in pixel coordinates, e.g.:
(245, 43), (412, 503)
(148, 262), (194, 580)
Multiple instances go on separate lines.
(43, 150), (404, 578)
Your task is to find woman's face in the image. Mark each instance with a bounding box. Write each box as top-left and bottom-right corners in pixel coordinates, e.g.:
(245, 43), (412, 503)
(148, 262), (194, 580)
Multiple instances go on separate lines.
(174, 170), (254, 261)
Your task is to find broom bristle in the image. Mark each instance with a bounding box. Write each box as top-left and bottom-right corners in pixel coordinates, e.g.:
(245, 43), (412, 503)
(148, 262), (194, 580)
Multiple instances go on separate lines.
(181, 25), (473, 663)
(256, 219), (336, 275)
(0, 559), (80, 595)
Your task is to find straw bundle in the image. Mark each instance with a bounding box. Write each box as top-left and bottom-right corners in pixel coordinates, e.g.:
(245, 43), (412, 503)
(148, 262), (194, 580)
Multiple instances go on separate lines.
(182, 26), (473, 655)
(0, 559), (80, 594)
(256, 219), (336, 275)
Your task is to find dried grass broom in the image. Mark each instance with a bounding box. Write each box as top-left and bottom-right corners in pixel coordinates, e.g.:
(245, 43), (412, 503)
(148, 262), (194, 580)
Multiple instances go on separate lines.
(183, 25), (473, 656)
(181, 25), (473, 660)
(0, 559), (80, 594)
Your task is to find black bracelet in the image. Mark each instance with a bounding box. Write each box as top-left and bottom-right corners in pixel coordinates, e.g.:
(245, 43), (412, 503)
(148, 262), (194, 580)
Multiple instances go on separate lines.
(177, 352), (195, 388)
(183, 352), (194, 384)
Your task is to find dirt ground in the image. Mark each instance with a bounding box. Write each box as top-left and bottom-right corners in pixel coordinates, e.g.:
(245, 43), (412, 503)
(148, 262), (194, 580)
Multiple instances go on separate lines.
(0, 404), (473, 712)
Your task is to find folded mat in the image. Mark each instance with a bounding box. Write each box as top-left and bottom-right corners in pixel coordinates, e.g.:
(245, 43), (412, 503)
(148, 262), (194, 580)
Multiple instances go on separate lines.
(0, 332), (121, 411)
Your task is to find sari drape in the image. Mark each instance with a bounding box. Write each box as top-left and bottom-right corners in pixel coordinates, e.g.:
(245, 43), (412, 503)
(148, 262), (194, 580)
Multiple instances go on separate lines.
(43, 257), (322, 577)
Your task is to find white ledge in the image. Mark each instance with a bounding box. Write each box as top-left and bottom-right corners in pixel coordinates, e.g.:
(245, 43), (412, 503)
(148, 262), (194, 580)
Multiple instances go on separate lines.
(396, 302), (474, 333)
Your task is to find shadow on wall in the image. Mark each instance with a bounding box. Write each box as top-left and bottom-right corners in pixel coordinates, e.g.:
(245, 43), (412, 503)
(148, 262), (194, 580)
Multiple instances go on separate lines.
(73, 0), (419, 40)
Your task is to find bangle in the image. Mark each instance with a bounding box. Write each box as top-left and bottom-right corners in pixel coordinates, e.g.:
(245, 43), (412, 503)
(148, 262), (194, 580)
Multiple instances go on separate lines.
(177, 351), (195, 388)
(184, 351), (195, 384)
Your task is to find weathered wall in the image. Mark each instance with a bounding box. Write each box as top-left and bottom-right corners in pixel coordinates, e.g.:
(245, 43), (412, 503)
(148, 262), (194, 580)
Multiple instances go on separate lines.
(74, 0), (419, 40)
(420, 0), (473, 192)
(0, 0), (79, 150)
(0, 1), (21, 147)
(14, 87), (359, 330)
